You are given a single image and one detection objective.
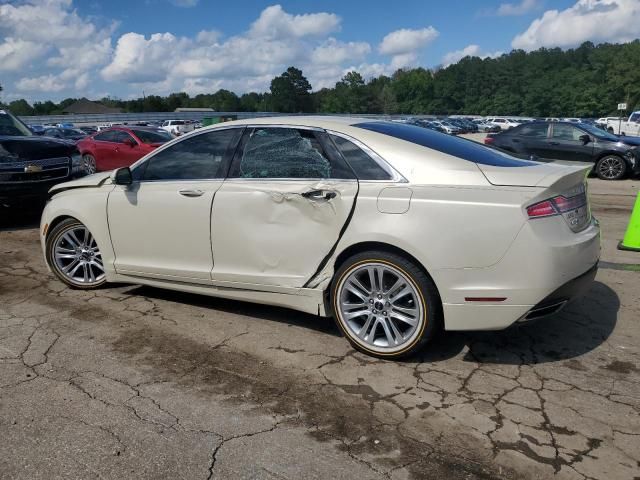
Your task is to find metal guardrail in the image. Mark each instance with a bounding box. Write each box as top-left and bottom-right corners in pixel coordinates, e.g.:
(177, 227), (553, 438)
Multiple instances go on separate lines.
(18, 111), (454, 126)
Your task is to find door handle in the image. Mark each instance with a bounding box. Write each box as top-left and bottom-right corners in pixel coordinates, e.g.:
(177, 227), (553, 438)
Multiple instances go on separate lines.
(549, 141), (560, 145)
(512, 138), (520, 143)
(301, 189), (337, 200)
(178, 189), (205, 197)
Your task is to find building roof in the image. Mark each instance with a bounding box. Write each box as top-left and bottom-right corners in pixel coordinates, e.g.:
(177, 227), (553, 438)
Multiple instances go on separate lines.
(62, 98), (122, 115)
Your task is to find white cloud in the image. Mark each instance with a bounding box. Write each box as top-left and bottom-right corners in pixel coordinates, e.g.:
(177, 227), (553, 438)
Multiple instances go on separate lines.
(248, 4), (340, 39)
(442, 44), (503, 66)
(0, 38), (43, 71)
(497, 0), (541, 16)
(1, 2), (446, 100)
(16, 75), (66, 93)
(311, 38), (371, 65)
(101, 32), (188, 83)
(512, 0), (640, 50)
(379, 27), (439, 55)
(0, 0), (112, 94)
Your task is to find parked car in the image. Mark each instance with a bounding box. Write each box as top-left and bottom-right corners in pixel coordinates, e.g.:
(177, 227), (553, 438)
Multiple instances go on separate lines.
(28, 124), (45, 135)
(0, 109), (88, 207)
(430, 120), (461, 135)
(412, 120), (445, 133)
(484, 121), (640, 180)
(44, 127), (88, 142)
(79, 126), (98, 135)
(77, 126), (173, 173)
(605, 111), (640, 136)
(473, 120), (501, 133)
(41, 117), (599, 359)
(485, 117), (521, 130)
(161, 120), (195, 136)
(56, 122), (74, 129)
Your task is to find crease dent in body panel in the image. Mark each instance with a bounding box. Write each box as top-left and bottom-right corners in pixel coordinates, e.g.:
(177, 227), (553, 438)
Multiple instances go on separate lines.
(257, 181), (340, 214)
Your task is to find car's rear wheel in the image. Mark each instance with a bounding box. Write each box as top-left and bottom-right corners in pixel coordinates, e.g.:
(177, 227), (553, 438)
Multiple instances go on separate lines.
(83, 154), (96, 174)
(331, 251), (440, 359)
(595, 155), (627, 180)
(46, 218), (106, 289)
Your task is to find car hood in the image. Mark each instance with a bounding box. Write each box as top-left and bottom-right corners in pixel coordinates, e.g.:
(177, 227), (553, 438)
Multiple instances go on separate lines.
(0, 135), (76, 162)
(618, 136), (640, 147)
(49, 171), (112, 194)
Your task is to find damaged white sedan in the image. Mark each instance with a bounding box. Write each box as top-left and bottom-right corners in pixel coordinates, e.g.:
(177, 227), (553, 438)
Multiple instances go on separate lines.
(40, 117), (600, 359)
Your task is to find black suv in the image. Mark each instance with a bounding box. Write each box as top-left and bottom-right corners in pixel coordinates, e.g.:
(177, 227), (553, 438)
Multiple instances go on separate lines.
(485, 121), (640, 180)
(0, 109), (88, 207)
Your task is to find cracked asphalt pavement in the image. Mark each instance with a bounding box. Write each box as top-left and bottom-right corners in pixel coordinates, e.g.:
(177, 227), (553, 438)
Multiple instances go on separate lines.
(1, 179), (639, 480)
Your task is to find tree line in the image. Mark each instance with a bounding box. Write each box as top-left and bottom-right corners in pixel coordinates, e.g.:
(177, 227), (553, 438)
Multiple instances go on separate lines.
(4, 41), (640, 118)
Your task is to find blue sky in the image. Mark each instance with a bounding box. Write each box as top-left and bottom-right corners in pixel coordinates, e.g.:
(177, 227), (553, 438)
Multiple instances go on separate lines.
(0, 0), (638, 102)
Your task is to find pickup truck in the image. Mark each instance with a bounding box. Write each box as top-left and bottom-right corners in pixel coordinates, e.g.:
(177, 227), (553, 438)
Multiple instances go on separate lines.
(606, 111), (640, 136)
(161, 120), (195, 136)
(0, 109), (88, 207)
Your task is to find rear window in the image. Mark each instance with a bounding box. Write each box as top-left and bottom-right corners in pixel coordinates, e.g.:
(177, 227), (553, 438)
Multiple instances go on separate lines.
(355, 121), (535, 167)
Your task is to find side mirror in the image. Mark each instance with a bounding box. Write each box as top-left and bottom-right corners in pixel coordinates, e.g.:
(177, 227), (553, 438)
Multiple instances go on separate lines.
(113, 167), (132, 185)
(123, 138), (136, 148)
(579, 134), (591, 144)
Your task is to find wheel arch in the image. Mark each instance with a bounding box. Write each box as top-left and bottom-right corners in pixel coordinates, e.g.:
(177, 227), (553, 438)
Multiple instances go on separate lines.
(595, 151), (632, 168)
(329, 240), (443, 308)
(46, 214), (78, 241)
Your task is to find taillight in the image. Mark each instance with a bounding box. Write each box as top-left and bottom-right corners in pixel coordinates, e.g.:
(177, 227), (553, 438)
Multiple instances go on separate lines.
(484, 137), (494, 145)
(527, 194), (587, 219)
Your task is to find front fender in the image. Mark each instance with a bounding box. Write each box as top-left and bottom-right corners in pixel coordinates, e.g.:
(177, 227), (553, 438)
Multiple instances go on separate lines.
(41, 185), (116, 279)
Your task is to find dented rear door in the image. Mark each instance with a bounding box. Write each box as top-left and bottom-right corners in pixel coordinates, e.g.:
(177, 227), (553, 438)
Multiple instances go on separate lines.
(210, 126), (357, 289)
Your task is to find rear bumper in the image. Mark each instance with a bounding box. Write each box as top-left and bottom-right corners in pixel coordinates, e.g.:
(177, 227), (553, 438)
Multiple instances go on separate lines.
(518, 262), (598, 321)
(440, 217), (600, 331)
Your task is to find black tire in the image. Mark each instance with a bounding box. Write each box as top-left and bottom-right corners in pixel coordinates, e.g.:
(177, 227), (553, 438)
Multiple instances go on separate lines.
(330, 250), (441, 359)
(46, 218), (107, 289)
(607, 127), (614, 133)
(595, 155), (627, 180)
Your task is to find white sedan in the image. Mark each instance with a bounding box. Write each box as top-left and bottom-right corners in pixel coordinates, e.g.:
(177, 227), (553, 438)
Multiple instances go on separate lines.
(40, 116), (600, 359)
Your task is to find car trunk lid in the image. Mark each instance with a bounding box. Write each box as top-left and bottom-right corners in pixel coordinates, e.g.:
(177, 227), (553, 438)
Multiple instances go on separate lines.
(477, 161), (589, 188)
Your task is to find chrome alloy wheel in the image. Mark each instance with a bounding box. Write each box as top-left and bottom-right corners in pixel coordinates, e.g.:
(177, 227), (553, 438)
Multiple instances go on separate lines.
(53, 225), (105, 285)
(598, 156), (624, 180)
(83, 154), (96, 174)
(337, 262), (424, 352)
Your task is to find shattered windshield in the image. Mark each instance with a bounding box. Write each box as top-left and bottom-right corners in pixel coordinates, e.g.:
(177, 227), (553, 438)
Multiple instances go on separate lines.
(238, 128), (331, 179)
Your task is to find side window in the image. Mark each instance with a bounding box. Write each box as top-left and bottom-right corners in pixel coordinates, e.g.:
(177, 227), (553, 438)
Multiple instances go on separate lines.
(515, 124), (548, 138)
(141, 129), (238, 181)
(94, 131), (117, 142)
(552, 124), (581, 141)
(629, 112), (640, 123)
(331, 135), (392, 180)
(112, 131), (135, 144)
(231, 128), (333, 179)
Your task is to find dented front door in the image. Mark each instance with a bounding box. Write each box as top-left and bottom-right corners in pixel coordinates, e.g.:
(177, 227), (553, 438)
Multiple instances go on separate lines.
(210, 126), (358, 289)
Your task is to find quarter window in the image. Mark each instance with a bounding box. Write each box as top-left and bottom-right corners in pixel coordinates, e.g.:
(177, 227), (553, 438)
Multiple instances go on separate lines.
(231, 128), (335, 179)
(141, 129), (239, 181)
(331, 135), (391, 180)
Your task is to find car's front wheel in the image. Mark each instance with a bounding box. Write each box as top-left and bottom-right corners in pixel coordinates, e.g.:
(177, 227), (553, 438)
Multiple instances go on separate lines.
(46, 218), (106, 289)
(83, 154), (97, 174)
(595, 155), (627, 180)
(331, 251), (441, 359)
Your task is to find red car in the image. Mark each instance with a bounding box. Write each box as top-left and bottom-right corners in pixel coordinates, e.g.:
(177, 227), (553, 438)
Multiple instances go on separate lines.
(77, 127), (173, 173)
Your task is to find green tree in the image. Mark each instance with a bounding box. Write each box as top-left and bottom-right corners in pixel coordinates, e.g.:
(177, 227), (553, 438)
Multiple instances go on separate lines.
(270, 67), (313, 113)
(8, 99), (34, 116)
